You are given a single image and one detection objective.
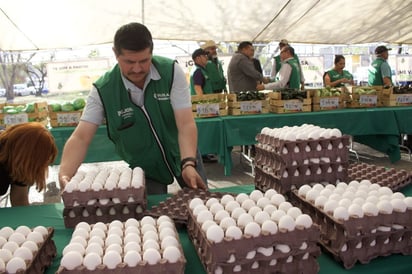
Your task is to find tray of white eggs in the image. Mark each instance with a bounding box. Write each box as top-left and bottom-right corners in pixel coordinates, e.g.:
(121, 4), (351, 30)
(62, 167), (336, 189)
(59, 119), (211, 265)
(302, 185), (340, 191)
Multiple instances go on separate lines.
(187, 189), (321, 274)
(57, 217), (185, 274)
(0, 225), (56, 274)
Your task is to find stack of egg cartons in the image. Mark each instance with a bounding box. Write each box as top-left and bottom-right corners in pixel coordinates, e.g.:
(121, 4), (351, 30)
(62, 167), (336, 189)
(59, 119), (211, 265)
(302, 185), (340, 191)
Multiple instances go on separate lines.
(187, 189), (321, 274)
(290, 181), (412, 269)
(62, 166), (146, 228)
(254, 124), (350, 194)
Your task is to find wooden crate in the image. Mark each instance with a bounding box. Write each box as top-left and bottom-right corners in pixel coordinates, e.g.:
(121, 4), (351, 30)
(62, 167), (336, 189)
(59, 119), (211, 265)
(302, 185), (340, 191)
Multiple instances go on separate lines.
(0, 102), (48, 128)
(312, 95), (345, 111)
(191, 94), (227, 118)
(381, 87), (412, 106)
(48, 105), (82, 127)
(269, 98), (312, 113)
(226, 94), (268, 115)
(345, 86), (383, 108)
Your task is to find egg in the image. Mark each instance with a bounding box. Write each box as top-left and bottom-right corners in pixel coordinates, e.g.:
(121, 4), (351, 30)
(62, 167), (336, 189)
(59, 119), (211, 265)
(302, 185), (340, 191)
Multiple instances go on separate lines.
(305, 189), (320, 202)
(140, 216), (156, 227)
(83, 252), (101, 271)
(33, 226), (49, 238)
(124, 250), (141, 267)
(241, 199), (256, 211)
(218, 216), (236, 230)
(0, 249), (12, 263)
(105, 234), (123, 246)
(235, 193), (250, 204)
(141, 224), (157, 235)
(21, 241), (38, 253)
(0, 258), (4, 272)
(88, 235), (105, 247)
(362, 202), (379, 216)
(348, 204), (364, 218)
(263, 204), (277, 216)
(237, 213), (254, 228)
(196, 210), (214, 224)
(103, 250), (122, 269)
(278, 201), (293, 212)
(26, 231), (44, 244)
(0, 227), (14, 240)
(248, 206), (262, 217)
(404, 197), (412, 209)
(142, 239), (160, 252)
(271, 210), (286, 223)
(286, 207), (302, 220)
(192, 204), (208, 217)
(278, 215), (295, 232)
(205, 197), (220, 208)
(158, 228), (175, 241)
(85, 243), (104, 256)
(72, 227), (89, 239)
(189, 198), (204, 210)
(323, 200), (339, 214)
(161, 235), (180, 249)
(6, 257), (26, 273)
(314, 196), (328, 208)
(264, 189), (278, 200)
(249, 190), (264, 202)
(143, 230), (159, 242)
(158, 221), (175, 231)
(209, 203), (224, 215)
(125, 226), (140, 236)
(220, 194), (235, 206)
(261, 220), (278, 234)
(60, 251), (83, 270)
(244, 222), (261, 237)
(206, 225), (224, 243)
(391, 198), (407, 212)
(201, 220), (217, 233)
(125, 218), (140, 228)
(225, 226), (243, 240)
(231, 207), (246, 220)
(162, 246), (181, 263)
(14, 226), (31, 237)
(333, 206), (349, 221)
(106, 243), (123, 255)
(70, 236), (88, 248)
(2, 242), (19, 254)
(377, 200), (393, 214)
(62, 242), (85, 256)
(92, 222), (108, 232)
(143, 248), (161, 265)
(13, 246), (33, 261)
(8, 232), (26, 246)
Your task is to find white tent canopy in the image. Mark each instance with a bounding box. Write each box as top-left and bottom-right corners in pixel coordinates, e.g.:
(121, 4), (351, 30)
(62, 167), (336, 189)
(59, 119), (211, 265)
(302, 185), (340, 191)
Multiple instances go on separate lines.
(1, 0), (412, 51)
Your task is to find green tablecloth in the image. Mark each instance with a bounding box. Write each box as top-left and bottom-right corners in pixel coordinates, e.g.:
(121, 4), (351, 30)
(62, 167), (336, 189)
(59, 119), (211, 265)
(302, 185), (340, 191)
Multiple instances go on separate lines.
(0, 184), (411, 274)
(50, 106), (412, 176)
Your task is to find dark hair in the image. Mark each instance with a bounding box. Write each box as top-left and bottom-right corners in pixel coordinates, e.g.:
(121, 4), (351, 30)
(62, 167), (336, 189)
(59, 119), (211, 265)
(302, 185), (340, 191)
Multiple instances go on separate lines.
(114, 22), (154, 55)
(334, 55), (345, 65)
(283, 46), (295, 56)
(238, 41), (253, 51)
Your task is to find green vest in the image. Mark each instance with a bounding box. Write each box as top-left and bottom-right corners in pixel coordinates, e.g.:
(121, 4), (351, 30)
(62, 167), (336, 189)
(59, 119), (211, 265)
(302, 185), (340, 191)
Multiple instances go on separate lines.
(368, 58), (391, 86)
(94, 56), (180, 184)
(274, 55), (282, 75)
(204, 59), (227, 92)
(327, 69), (353, 87)
(190, 65), (214, 95)
(285, 58), (301, 89)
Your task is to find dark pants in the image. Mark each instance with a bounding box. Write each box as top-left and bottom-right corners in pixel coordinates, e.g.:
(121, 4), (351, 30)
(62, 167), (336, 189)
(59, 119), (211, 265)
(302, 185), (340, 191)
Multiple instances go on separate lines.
(145, 150), (208, 195)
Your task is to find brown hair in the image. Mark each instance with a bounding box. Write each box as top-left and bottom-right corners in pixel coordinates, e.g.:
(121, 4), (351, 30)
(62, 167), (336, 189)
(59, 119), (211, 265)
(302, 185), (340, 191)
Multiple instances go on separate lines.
(0, 122), (58, 192)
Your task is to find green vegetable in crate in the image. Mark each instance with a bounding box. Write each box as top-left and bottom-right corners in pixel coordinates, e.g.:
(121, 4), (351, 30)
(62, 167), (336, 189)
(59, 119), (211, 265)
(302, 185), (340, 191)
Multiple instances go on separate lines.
(61, 103), (75, 112)
(50, 103), (62, 112)
(24, 103), (35, 113)
(5, 107), (19, 114)
(73, 98), (86, 110)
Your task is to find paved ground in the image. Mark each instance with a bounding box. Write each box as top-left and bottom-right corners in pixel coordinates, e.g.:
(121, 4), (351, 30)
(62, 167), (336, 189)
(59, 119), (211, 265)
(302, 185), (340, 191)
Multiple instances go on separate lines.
(5, 143), (410, 207)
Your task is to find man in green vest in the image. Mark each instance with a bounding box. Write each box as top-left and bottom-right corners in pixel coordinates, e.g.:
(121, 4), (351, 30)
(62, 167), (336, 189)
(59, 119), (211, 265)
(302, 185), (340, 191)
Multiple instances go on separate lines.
(201, 40), (227, 93)
(190, 48), (213, 95)
(257, 46), (301, 90)
(58, 22), (207, 194)
(368, 45), (392, 87)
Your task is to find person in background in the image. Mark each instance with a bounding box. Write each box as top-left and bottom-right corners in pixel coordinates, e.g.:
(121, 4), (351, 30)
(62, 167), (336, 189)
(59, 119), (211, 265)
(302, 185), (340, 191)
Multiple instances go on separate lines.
(190, 48), (212, 95)
(201, 40), (227, 93)
(253, 58), (263, 74)
(58, 22), (207, 195)
(271, 39), (305, 89)
(227, 41), (269, 93)
(368, 45), (392, 87)
(257, 46), (301, 90)
(0, 123), (58, 206)
(324, 55), (354, 87)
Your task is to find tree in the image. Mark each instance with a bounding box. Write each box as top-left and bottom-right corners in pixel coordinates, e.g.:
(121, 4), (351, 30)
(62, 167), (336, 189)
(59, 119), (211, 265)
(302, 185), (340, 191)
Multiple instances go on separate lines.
(0, 51), (34, 102)
(25, 62), (48, 96)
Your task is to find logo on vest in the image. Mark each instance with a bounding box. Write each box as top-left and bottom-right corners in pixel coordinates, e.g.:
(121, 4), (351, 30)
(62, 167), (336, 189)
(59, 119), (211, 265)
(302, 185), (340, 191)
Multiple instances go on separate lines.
(117, 107), (134, 119)
(153, 92), (170, 101)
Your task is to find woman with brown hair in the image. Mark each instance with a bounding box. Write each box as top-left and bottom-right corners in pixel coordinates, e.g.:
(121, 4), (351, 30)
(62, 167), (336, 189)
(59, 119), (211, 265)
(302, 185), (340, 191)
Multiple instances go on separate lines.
(0, 122), (58, 206)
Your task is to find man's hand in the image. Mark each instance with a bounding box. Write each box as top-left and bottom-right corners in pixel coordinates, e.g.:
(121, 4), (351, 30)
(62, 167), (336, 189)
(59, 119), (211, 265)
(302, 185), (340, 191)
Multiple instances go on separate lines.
(181, 166), (207, 190)
(58, 175), (70, 191)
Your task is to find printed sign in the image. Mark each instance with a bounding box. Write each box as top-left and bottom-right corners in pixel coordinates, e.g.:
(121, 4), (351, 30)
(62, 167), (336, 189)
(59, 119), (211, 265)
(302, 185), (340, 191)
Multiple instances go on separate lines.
(196, 103), (220, 117)
(240, 101), (262, 113)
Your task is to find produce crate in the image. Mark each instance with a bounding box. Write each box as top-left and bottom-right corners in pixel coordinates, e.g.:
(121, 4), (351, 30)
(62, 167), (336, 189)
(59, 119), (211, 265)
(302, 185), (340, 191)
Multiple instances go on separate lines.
(345, 86), (383, 108)
(227, 93), (268, 115)
(381, 86), (412, 106)
(0, 101), (48, 128)
(191, 94), (227, 118)
(48, 105), (82, 127)
(312, 87), (345, 111)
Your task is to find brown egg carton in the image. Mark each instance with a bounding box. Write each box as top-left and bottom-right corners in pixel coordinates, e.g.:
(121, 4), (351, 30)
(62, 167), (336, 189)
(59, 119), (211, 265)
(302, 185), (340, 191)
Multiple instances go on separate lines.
(2, 227), (57, 274)
(290, 190), (412, 269)
(63, 202), (146, 228)
(186, 207), (321, 274)
(62, 185), (146, 207)
(255, 134), (350, 164)
(348, 162), (412, 191)
(146, 188), (230, 226)
(254, 164), (348, 194)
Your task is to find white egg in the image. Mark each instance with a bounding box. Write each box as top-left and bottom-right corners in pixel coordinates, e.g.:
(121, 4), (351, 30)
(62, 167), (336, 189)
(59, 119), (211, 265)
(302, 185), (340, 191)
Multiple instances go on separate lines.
(125, 226), (140, 236)
(287, 207), (302, 220)
(6, 257), (26, 273)
(60, 251), (83, 270)
(248, 206), (262, 217)
(105, 234), (122, 246)
(235, 193), (249, 204)
(108, 220), (123, 230)
(201, 220), (217, 233)
(249, 190), (264, 202)
(143, 230), (159, 242)
(26, 231), (44, 244)
(89, 228), (105, 239)
(103, 250), (122, 269)
(264, 189), (278, 200)
(196, 210), (214, 224)
(158, 221), (175, 231)
(254, 211), (271, 225)
(205, 197), (220, 208)
(348, 204), (364, 218)
(143, 239), (160, 251)
(140, 224), (157, 235)
(219, 216), (237, 230)
(143, 248), (161, 265)
(21, 241), (38, 253)
(0, 249), (12, 264)
(8, 232), (26, 246)
(404, 197), (412, 209)
(324, 200), (339, 214)
(0, 227), (14, 240)
(0, 258), (4, 272)
(237, 213), (254, 228)
(333, 206), (349, 221)
(314, 196), (328, 208)
(271, 210), (286, 223)
(124, 250), (141, 267)
(124, 232), (140, 246)
(92, 222), (108, 232)
(85, 243), (103, 256)
(72, 227), (89, 239)
(33, 226), (49, 238)
(391, 198), (407, 212)
(209, 203), (225, 215)
(278, 202), (293, 212)
(261, 220), (278, 234)
(278, 215), (296, 232)
(295, 214), (313, 229)
(206, 225), (224, 243)
(241, 199), (256, 211)
(220, 194), (235, 206)
(15, 226), (31, 237)
(225, 201), (241, 213)
(225, 226), (243, 240)
(377, 200), (393, 214)
(362, 202), (379, 216)
(263, 205), (277, 216)
(2, 242), (19, 254)
(298, 185), (312, 197)
(125, 218), (140, 228)
(189, 198), (204, 210)
(83, 252), (101, 271)
(13, 246), (33, 261)
(192, 204), (208, 216)
(231, 207), (246, 220)
(162, 246), (181, 263)
(63, 242), (85, 257)
(161, 235), (180, 249)
(156, 215), (173, 225)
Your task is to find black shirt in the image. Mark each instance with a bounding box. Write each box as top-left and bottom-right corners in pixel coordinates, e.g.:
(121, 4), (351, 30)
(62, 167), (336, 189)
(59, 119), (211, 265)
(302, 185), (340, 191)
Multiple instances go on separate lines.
(0, 162), (27, 195)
